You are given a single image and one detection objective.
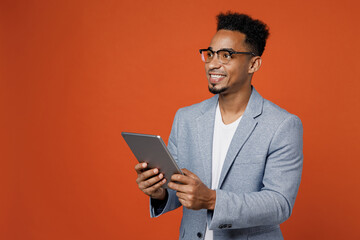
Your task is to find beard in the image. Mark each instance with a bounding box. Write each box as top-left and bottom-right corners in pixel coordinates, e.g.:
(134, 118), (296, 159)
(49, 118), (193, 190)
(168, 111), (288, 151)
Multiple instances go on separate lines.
(208, 84), (228, 94)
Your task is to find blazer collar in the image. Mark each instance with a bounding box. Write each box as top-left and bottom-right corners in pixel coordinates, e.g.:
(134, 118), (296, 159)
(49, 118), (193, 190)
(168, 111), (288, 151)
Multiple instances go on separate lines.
(196, 86), (264, 188)
(244, 87), (263, 119)
(195, 95), (218, 187)
(199, 87), (263, 118)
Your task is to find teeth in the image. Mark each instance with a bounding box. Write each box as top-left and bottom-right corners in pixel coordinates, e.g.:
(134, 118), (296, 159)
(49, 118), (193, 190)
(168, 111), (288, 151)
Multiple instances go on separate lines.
(211, 74), (224, 78)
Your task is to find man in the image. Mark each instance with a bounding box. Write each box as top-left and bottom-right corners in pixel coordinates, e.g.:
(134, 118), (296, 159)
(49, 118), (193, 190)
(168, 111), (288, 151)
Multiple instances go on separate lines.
(135, 12), (303, 240)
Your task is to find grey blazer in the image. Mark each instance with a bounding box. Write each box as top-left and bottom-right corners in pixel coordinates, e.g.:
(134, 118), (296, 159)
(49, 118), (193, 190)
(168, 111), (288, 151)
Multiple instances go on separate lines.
(150, 87), (303, 240)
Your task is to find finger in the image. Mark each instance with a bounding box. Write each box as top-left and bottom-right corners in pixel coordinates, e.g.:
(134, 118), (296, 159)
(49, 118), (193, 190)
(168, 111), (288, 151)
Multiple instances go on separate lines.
(168, 181), (189, 193)
(181, 168), (199, 179)
(170, 174), (194, 185)
(139, 172), (165, 189)
(177, 197), (189, 209)
(143, 178), (167, 195)
(176, 191), (190, 201)
(134, 162), (148, 174)
(175, 191), (186, 202)
(137, 168), (159, 182)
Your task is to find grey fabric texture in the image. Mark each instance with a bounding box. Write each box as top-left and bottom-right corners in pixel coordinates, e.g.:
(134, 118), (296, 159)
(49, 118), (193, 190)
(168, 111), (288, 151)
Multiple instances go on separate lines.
(150, 87), (303, 240)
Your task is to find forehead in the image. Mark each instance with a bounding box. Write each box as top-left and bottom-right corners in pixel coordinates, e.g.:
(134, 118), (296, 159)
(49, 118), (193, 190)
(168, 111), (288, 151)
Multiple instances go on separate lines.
(209, 30), (247, 50)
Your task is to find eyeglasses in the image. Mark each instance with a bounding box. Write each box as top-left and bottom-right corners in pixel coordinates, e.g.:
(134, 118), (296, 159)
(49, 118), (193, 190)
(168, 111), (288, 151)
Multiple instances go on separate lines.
(199, 48), (256, 64)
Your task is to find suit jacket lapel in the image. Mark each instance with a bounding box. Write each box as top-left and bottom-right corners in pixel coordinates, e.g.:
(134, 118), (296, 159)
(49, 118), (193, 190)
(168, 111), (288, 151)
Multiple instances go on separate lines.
(195, 95), (218, 188)
(218, 88), (264, 188)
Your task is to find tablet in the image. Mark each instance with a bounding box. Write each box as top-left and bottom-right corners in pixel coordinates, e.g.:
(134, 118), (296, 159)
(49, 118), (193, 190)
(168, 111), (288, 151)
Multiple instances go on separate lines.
(122, 132), (183, 188)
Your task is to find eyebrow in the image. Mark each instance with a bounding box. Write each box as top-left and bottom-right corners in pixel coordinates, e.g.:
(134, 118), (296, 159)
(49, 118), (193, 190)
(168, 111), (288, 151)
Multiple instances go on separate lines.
(207, 47), (235, 52)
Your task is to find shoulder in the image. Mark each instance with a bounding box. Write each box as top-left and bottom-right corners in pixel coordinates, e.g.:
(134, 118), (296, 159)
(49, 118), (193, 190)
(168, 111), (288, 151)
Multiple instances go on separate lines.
(249, 88), (302, 127)
(260, 98), (302, 131)
(175, 95), (218, 119)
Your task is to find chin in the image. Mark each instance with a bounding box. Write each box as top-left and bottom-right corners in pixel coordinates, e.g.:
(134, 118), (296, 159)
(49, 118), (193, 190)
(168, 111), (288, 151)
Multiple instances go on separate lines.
(208, 85), (228, 94)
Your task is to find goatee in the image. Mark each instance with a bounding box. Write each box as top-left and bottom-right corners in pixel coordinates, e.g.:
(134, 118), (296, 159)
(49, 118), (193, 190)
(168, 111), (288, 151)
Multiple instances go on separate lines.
(208, 85), (228, 94)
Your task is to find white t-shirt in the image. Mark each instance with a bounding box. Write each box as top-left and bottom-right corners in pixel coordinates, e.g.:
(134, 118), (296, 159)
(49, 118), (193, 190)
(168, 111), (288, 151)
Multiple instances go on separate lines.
(204, 103), (242, 240)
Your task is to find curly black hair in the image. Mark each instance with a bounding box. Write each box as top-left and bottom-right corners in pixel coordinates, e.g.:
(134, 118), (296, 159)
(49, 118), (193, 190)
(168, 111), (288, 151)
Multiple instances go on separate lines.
(217, 12), (269, 56)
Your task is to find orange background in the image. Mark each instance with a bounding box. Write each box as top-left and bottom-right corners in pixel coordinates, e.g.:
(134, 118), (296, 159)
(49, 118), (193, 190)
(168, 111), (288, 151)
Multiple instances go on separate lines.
(1, 0), (360, 239)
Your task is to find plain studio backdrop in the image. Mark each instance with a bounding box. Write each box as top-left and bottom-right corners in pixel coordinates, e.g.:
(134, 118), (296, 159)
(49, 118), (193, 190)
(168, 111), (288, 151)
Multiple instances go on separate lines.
(1, 0), (359, 239)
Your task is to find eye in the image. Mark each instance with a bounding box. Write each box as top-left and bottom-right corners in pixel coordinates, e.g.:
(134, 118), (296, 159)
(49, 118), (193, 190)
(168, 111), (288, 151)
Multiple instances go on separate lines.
(221, 51), (232, 59)
(206, 50), (214, 58)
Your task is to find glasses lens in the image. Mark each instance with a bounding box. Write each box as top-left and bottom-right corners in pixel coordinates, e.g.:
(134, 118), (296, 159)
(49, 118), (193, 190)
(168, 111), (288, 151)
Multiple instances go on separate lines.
(200, 49), (232, 64)
(218, 50), (231, 64)
(201, 50), (213, 62)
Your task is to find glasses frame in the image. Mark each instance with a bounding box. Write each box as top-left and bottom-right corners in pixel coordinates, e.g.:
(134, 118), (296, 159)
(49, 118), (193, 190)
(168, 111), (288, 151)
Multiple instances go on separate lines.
(199, 48), (256, 64)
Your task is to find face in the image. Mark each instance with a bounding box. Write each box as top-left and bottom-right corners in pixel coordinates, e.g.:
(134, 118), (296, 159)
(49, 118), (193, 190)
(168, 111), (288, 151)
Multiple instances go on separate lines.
(205, 30), (258, 95)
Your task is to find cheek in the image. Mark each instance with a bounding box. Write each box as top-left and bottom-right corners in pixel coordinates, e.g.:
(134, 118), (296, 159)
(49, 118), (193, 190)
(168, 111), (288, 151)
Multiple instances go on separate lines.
(229, 65), (247, 77)
(204, 65), (210, 78)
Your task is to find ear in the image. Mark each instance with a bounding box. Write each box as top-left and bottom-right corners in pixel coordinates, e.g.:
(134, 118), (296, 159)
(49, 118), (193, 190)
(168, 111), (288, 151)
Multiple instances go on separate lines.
(248, 56), (262, 74)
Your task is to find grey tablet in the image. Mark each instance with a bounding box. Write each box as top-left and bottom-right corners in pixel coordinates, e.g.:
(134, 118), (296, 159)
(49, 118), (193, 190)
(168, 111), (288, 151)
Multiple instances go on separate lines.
(122, 132), (183, 188)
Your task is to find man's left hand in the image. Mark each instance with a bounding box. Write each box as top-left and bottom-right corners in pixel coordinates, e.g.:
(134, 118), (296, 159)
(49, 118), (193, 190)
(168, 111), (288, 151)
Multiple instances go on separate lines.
(168, 169), (216, 210)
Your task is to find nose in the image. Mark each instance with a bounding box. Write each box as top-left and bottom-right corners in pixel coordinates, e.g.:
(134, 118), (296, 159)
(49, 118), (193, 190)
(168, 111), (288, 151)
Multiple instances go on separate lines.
(207, 54), (222, 69)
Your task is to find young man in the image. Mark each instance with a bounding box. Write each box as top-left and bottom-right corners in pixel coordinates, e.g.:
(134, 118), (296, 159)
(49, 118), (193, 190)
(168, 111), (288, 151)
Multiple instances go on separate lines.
(135, 12), (303, 240)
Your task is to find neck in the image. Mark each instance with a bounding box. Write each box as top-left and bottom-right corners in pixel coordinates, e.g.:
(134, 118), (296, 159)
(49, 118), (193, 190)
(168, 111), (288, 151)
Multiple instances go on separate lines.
(218, 85), (252, 124)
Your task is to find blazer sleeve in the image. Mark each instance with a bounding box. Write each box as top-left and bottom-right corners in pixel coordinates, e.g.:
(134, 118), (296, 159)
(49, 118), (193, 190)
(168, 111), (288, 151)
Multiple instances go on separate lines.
(207, 115), (303, 229)
(149, 110), (182, 218)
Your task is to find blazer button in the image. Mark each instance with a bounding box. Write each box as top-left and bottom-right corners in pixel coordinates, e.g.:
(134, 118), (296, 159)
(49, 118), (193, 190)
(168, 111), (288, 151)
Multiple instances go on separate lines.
(197, 232), (202, 238)
(218, 224), (224, 229)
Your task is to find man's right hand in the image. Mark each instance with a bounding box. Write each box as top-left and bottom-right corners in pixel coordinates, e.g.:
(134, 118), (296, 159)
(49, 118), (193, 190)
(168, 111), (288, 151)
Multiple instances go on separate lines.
(135, 162), (167, 200)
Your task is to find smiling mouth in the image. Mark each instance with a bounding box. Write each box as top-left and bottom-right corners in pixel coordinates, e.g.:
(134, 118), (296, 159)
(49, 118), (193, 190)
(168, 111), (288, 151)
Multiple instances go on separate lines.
(209, 73), (226, 83)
